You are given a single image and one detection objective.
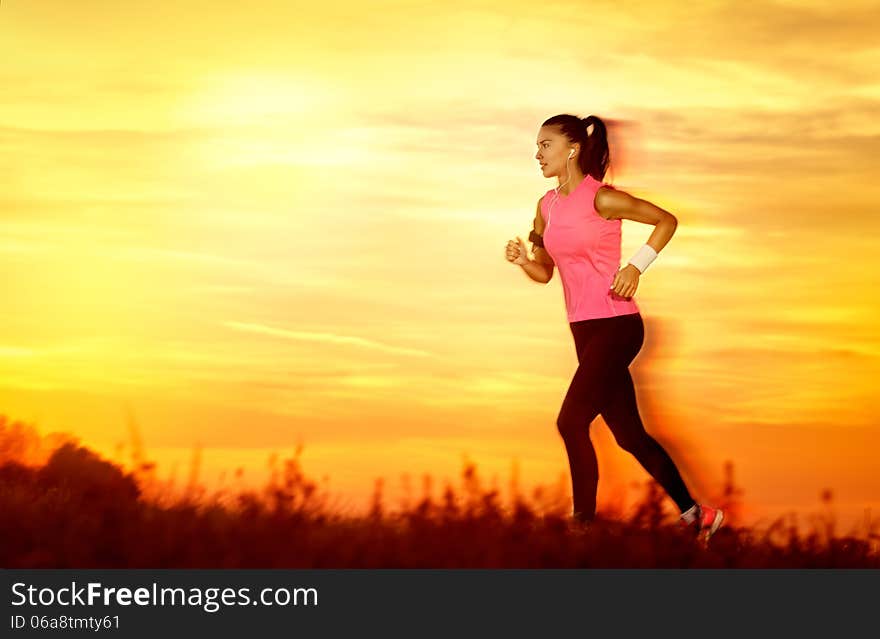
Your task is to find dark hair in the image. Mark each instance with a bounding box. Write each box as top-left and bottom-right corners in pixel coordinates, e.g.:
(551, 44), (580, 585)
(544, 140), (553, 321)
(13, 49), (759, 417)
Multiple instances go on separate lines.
(541, 114), (611, 182)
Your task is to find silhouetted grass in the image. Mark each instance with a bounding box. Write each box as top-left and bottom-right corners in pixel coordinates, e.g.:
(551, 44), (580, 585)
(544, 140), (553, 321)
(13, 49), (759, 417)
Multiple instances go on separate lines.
(1, 414), (877, 568)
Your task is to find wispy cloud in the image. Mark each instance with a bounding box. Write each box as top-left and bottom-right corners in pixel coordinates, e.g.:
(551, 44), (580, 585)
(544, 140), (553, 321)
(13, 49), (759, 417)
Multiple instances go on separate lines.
(220, 321), (434, 358)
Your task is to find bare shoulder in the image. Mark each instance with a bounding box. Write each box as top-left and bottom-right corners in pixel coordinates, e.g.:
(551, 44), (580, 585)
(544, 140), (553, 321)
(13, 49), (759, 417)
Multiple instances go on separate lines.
(593, 184), (630, 220)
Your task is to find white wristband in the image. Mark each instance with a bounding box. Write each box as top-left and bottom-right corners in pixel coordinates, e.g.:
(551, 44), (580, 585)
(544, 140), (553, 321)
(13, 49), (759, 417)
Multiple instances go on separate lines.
(627, 244), (658, 274)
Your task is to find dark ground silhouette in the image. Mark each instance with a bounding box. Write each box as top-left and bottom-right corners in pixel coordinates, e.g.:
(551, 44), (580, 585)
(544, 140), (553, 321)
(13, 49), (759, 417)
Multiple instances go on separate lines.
(0, 414), (877, 568)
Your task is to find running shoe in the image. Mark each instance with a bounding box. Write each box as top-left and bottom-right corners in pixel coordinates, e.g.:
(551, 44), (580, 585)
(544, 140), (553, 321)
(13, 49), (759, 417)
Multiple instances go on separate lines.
(697, 504), (724, 542)
(679, 504), (724, 543)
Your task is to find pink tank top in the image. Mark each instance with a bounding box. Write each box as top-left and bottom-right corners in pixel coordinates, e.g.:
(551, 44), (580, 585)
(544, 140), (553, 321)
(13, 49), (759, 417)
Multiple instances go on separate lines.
(540, 174), (640, 323)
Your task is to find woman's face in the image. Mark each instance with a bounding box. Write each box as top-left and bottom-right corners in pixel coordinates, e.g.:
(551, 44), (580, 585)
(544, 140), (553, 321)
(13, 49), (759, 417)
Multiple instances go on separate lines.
(534, 127), (573, 177)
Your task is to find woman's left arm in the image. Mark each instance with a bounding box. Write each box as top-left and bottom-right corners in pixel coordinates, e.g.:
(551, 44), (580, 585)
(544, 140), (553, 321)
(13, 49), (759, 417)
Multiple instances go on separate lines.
(594, 186), (677, 255)
(595, 186), (678, 298)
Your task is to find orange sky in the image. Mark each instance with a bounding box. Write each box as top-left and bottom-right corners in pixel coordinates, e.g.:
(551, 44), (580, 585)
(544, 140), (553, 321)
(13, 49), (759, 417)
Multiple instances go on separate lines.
(2, 0), (879, 531)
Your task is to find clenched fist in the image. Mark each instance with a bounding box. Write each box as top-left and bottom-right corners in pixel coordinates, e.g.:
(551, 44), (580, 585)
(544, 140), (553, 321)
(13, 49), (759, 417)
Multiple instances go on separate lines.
(610, 263), (641, 299)
(505, 236), (530, 266)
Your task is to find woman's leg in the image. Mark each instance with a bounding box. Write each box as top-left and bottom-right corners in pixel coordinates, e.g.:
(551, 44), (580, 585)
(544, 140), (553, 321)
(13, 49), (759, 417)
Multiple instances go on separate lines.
(598, 319), (696, 513)
(556, 319), (623, 521)
(556, 391), (601, 521)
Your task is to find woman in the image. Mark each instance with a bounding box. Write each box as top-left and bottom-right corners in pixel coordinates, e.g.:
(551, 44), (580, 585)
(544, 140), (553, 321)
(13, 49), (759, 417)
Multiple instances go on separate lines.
(505, 114), (723, 542)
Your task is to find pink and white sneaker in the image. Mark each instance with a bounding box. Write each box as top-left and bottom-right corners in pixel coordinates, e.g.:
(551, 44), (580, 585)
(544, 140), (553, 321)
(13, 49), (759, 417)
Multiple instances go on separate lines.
(679, 504), (724, 543)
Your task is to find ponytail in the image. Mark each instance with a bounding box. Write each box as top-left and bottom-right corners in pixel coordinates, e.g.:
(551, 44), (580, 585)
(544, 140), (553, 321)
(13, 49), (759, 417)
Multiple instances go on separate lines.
(579, 115), (610, 182)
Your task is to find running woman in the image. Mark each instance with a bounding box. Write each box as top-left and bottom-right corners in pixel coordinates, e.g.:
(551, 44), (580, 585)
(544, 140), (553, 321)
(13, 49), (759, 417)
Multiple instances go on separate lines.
(505, 114), (723, 542)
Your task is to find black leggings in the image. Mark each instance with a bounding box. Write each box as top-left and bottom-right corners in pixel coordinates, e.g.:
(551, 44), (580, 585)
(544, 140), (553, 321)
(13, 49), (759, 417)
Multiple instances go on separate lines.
(557, 312), (695, 521)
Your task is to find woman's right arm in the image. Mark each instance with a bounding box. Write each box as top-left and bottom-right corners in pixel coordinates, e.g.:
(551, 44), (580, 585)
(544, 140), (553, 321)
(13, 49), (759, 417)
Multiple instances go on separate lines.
(524, 199), (555, 283)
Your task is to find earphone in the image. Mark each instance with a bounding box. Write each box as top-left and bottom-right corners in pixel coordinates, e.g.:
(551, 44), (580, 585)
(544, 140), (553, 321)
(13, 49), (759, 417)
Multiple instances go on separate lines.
(544, 148), (577, 233)
(547, 148), (576, 231)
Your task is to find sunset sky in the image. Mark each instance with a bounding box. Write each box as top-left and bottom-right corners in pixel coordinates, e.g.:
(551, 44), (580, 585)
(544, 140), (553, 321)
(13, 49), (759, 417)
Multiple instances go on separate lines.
(2, 0), (879, 530)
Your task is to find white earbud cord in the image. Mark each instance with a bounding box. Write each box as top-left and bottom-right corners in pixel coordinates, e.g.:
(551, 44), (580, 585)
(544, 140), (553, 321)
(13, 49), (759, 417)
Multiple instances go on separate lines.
(545, 151), (575, 232)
